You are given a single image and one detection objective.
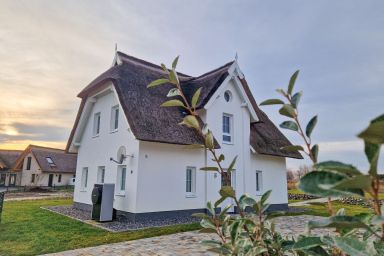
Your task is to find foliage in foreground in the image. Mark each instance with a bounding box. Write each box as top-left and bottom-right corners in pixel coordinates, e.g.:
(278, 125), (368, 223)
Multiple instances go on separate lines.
(149, 58), (384, 255)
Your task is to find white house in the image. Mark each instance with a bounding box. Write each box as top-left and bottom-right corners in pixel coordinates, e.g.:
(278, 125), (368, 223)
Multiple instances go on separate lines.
(12, 145), (77, 187)
(67, 51), (302, 221)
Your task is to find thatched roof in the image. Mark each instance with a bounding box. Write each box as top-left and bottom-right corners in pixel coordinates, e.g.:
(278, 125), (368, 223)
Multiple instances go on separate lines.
(0, 150), (22, 170)
(13, 145), (76, 173)
(67, 52), (302, 159)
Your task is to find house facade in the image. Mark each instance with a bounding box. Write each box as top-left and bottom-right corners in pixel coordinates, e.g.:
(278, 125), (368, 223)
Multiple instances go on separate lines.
(67, 51), (302, 220)
(0, 150), (22, 187)
(12, 145), (77, 187)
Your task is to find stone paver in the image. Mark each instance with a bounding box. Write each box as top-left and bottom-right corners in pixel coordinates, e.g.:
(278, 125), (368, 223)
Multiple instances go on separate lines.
(43, 215), (331, 256)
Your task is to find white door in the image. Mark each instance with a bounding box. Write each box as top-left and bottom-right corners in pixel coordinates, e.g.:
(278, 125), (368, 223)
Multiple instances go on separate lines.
(221, 171), (236, 212)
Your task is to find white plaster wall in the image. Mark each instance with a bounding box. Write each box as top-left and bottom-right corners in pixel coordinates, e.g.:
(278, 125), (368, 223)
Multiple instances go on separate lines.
(20, 153), (42, 186)
(249, 154), (288, 204)
(205, 80), (251, 204)
(136, 141), (206, 213)
(73, 88), (140, 213)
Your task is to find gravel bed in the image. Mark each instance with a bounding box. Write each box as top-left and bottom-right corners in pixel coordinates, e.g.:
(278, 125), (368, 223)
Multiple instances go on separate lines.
(45, 205), (200, 232)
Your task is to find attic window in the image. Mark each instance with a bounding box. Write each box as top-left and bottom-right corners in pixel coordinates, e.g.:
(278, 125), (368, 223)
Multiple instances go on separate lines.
(46, 157), (56, 167)
(224, 90), (232, 102)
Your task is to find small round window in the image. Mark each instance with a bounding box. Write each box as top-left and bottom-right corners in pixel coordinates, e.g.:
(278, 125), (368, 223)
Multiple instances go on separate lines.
(224, 90), (232, 102)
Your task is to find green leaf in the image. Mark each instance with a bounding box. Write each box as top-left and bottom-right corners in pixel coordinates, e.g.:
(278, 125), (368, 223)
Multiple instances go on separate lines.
(276, 89), (287, 97)
(200, 166), (219, 172)
(169, 69), (179, 84)
(160, 63), (168, 73)
(230, 220), (242, 244)
(218, 154), (225, 162)
(259, 99), (285, 106)
(309, 216), (372, 230)
(291, 91), (302, 108)
(260, 190), (272, 205)
(279, 104), (296, 118)
(239, 194), (256, 210)
(206, 201), (215, 215)
(147, 78), (170, 88)
(220, 186), (236, 198)
(280, 121), (298, 131)
(288, 70), (300, 95)
(365, 141), (380, 176)
(200, 218), (216, 229)
(311, 144), (319, 163)
(281, 145), (304, 152)
(292, 236), (323, 250)
(214, 196), (226, 208)
(172, 55), (179, 69)
(191, 87), (202, 108)
(161, 99), (185, 107)
(331, 175), (372, 191)
(299, 171), (364, 197)
(358, 120), (384, 144)
(179, 115), (200, 130)
(306, 115), (318, 138)
(227, 156), (238, 172)
(322, 236), (377, 256)
(166, 88), (181, 97)
(204, 130), (214, 149)
(314, 161), (362, 176)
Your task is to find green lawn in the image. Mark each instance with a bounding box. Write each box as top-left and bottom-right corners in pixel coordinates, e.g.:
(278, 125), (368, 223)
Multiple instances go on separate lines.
(288, 188), (305, 194)
(290, 201), (373, 217)
(0, 199), (200, 256)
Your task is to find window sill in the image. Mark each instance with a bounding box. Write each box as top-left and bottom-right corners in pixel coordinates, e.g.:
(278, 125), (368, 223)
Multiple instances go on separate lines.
(222, 141), (234, 145)
(92, 134), (100, 138)
(80, 189), (87, 192)
(110, 129), (118, 134)
(185, 194), (197, 198)
(115, 192), (126, 197)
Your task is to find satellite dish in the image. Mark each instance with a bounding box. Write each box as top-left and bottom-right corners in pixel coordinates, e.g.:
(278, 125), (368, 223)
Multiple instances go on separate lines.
(117, 146), (126, 164)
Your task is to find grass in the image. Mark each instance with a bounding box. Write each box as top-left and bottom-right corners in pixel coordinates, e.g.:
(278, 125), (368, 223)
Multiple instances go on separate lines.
(290, 201), (373, 217)
(288, 188), (305, 194)
(0, 199), (200, 256)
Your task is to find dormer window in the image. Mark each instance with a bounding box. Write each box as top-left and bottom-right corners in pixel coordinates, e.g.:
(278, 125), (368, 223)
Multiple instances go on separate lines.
(46, 157), (56, 167)
(222, 113), (233, 143)
(93, 112), (101, 137)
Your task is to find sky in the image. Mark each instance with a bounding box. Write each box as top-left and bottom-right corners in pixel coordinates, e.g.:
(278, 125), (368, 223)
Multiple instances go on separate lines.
(0, 0), (383, 171)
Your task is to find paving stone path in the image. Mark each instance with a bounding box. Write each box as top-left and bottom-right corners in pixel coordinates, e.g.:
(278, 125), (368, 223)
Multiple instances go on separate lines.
(44, 215), (332, 256)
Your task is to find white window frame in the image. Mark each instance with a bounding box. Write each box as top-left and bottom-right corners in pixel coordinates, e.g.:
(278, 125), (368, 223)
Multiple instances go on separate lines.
(97, 166), (105, 184)
(185, 167), (196, 197)
(93, 112), (101, 137)
(256, 170), (263, 195)
(81, 167), (88, 190)
(222, 113), (233, 144)
(110, 105), (119, 132)
(116, 165), (127, 195)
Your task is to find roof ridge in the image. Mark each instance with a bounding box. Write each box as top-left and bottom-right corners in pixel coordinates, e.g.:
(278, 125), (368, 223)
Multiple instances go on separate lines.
(116, 51), (192, 78)
(28, 144), (65, 152)
(193, 60), (235, 80)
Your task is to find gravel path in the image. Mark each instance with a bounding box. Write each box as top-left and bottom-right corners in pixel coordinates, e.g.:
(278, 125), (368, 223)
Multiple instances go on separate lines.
(45, 205), (200, 231)
(43, 215), (329, 256)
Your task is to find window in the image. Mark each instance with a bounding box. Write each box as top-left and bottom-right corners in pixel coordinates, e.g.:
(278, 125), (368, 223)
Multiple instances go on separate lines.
(222, 114), (233, 143)
(117, 166), (126, 194)
(0, 174), (5, 185)
(110, 105), (119, 131)
(93, 112), (101, 136)
(81, 167), (88, 189)
(186, 167), (196, 196)
(31, 174), (35, 183)
(26, 156), (32, 170)
(97, 166), (105, 183)
(256, 171), (263, 195)
(224, 90), (232, 102)
(58, 174), (62, 183)
(46, 157), (56, 167)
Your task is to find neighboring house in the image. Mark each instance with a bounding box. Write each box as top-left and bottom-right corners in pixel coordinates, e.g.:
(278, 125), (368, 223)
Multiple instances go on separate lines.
(0, 150), (23, 186)
(67, 51), (302, 221)
(12, 145), (77, 187)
